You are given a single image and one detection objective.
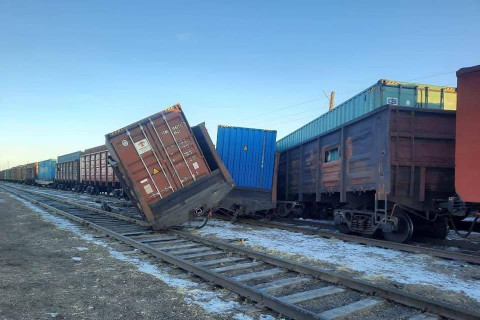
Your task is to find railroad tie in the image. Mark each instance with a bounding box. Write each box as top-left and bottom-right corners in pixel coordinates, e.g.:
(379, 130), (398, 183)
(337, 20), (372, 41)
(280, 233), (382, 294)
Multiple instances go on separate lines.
(408, 313), (440, 320)
(318, 297), (384, 320)
(155, 243), (199, 251)
(196, 257), (247, 267)
(233, 268), (285, 282)
(254, 277), (311, 293)
(210, 262), (263, 273)
(280, 286), (345, 304)
(177, 250), (225, 260)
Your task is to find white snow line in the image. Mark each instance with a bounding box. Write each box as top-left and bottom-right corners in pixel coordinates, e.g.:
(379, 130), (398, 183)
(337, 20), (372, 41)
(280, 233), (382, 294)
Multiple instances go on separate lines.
(8, 194), (261, 319)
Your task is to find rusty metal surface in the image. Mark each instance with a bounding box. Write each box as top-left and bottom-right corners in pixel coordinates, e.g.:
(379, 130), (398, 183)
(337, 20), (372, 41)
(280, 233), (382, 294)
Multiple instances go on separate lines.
(80, 147), (119, 187)
(55, 160), (80, 184)
(278, 105), (456, 212)
(105, 105), (234, 228)
(25, 162), (38, 182)
(455, 65), (480, 203)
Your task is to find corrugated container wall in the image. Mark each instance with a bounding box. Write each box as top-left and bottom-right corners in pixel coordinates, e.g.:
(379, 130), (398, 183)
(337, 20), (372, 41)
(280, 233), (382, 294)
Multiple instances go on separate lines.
(58, 151), (83, 164)
(216, 126), (277, 190)
(276, 79), (457, 152)
(38, 159), (57, 181)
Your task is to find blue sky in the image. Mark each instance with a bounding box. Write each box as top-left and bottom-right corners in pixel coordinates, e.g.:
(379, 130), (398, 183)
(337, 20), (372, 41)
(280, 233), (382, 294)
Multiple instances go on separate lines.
(1, 0), (479, 168)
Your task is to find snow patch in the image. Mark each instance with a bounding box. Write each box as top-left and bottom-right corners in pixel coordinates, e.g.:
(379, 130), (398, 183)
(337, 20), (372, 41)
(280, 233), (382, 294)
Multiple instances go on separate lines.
(196, 219), (480, 303)
(8, 194), (259, 318)
(71, 257), (82, 261)
(76, 247), (88, 251)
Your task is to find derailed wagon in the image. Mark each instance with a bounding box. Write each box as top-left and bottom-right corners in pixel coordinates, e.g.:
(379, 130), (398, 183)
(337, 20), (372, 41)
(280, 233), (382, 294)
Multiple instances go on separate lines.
(105, 104), (234, 230)
(215, 126), (278, 218)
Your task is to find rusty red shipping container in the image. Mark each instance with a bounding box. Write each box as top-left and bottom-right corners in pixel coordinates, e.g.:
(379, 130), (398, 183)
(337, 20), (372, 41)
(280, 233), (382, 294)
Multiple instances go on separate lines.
(455, 65), (480, 203)
(80, 145), (120, 193)
(105, 104), (234, 229)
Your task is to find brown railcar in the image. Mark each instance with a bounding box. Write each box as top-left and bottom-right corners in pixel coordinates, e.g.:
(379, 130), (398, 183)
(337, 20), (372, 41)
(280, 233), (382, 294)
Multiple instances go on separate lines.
(277, 105), (456, 242)
(80, 145), (120, 194)
(26, 162), (38, 184)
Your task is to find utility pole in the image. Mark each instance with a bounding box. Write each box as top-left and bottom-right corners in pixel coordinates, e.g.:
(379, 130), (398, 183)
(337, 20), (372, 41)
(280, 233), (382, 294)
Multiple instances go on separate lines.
(329, 91), (335, 110)
(322, 90), (336, 110)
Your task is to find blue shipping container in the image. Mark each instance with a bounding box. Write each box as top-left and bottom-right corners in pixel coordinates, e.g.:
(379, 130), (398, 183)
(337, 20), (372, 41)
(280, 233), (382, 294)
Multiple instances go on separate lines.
(38, 159), (57, 181)
(216, 126), (277, 190)
(276, 79), (457, 152)
(58, 151), (83, 164)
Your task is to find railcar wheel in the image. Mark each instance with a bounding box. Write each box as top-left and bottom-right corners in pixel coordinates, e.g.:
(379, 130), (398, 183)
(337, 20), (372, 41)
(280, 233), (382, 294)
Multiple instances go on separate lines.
(382, 211), (414, 243)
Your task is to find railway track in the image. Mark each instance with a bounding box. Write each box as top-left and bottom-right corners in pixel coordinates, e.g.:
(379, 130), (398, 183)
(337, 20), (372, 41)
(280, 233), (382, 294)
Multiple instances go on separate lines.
(1, 183), (479, 320)
(219, 216), (480, 265)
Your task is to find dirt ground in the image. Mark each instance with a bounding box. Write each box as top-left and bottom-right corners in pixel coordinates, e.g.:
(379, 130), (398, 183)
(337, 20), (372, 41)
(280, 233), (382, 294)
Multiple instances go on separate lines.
(0, 191), (238, 320)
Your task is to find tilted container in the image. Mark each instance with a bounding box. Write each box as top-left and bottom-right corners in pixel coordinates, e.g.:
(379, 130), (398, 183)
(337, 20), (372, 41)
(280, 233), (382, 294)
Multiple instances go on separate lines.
(276, 79), (457, 152)
(37, 159), (57, 184)
(105, 104), (234, 229)
(216, 126), (278, 214)
(455, 65), (480, 203)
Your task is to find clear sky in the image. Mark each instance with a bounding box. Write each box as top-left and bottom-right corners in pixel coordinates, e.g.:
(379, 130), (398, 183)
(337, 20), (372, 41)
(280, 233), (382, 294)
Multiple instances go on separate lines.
(1, 0), (479, 168)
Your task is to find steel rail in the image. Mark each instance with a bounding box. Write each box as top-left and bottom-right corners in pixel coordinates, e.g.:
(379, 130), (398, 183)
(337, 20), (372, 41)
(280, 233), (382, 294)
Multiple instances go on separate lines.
(0, 185), (331, 320)
(225, 216), (480, 265)
(175, 230), (480, 320)
(3, 183), (480, 320)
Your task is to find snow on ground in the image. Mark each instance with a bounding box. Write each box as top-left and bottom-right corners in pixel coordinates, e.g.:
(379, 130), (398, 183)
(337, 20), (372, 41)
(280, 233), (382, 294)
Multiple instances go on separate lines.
(195, 219), (480, 303)
(8, 194), (271, 320)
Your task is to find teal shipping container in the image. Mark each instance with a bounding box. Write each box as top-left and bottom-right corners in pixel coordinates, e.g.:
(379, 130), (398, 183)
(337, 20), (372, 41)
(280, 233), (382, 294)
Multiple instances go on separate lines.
(276, 79), (457, 152)
(58, 151), (83, 163)
(38, 159), (57, 181)
(216, 126), (277, 190)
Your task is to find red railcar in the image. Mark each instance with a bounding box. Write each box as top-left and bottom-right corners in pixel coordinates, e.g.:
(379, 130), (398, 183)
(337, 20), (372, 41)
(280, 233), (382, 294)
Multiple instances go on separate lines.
(455, 65), (480, 204)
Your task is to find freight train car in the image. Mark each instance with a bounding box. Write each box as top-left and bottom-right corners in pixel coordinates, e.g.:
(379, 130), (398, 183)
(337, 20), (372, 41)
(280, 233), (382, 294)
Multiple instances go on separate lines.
(105, 104), (234, 230)
(277, 79), (457, 153)
(454, 65), (480, 209)
(278, 105), (456, 242)
(37, 159), (57, 185)
(215, 126), (278, 217)
(80, 145), (121, 195)
(10, 166), (23, 182)
(26, 162), (38, 185)
(56, 151), (83, 190)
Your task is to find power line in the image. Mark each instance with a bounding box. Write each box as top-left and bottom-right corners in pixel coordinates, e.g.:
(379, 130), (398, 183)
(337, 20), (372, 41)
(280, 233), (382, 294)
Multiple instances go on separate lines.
(233, 96), (326, 124)
(236, 70), (457, 127)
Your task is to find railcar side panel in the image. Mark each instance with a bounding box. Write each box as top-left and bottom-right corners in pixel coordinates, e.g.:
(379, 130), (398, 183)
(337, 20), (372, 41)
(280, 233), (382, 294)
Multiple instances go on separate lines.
(455, 65), (480, 203)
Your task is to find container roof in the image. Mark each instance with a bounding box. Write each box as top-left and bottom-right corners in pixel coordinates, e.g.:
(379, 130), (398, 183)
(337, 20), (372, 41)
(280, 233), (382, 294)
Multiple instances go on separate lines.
(457, 65), (480, 76)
